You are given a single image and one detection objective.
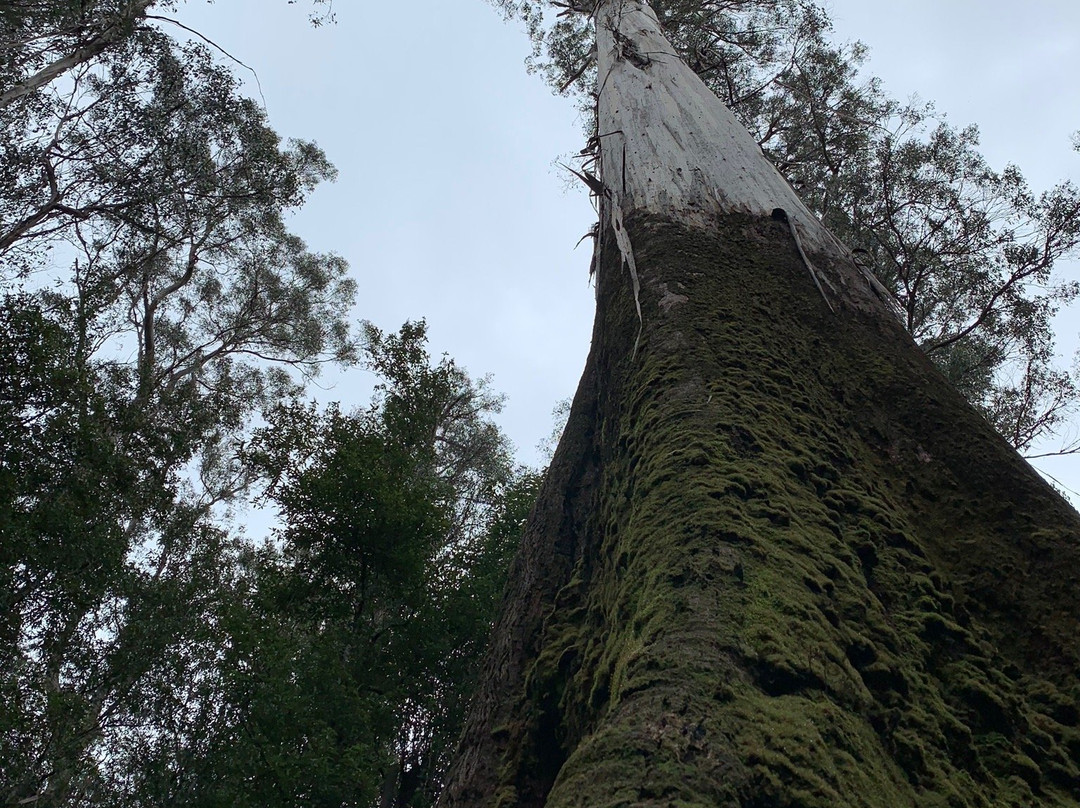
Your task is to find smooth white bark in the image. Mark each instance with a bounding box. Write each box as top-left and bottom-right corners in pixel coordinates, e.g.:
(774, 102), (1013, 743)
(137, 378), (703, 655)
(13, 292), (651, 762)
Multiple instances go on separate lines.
(593, 0), (840, 256)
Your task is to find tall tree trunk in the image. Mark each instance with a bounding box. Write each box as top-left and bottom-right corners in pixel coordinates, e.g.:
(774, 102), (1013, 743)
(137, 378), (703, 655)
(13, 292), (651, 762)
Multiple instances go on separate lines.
(439, 1), (1080, 805)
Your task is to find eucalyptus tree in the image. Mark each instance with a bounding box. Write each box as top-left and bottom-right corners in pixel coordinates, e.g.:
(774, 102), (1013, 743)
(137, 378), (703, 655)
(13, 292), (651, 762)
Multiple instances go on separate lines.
(0, 0), (162, 112)
(0, 14), (356, 808)
(439, 2), (1080, 805)
(493, 0), (1080, 454)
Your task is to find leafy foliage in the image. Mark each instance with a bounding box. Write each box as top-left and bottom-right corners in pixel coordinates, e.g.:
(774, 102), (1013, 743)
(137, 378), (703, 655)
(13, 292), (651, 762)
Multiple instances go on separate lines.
(100, 323), (536, 808)
(0, 290), (252, 806)
(231, 322), (533, 808)
(0, 0), (167, 114)
(2, 5), (538, 807)
(0, 8), (359, 806)
(1, 296), (531, 807)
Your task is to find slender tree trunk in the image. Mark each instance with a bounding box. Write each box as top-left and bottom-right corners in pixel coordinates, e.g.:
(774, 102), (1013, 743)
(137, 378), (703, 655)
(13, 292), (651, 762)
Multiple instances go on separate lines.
(439, 1), (1080, 805)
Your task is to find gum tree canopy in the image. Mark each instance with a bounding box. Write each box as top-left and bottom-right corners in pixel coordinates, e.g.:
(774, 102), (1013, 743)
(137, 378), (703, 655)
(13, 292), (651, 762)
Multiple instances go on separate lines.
(439, 1), (1080, 806)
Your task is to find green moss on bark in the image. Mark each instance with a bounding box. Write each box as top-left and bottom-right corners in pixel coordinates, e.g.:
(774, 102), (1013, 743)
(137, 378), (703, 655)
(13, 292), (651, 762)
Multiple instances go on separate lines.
(442, 212), (1080, 807)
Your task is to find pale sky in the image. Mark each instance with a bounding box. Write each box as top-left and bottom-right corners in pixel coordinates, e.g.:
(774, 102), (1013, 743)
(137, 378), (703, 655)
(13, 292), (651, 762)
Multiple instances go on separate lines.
(173, 0), (1080, 499)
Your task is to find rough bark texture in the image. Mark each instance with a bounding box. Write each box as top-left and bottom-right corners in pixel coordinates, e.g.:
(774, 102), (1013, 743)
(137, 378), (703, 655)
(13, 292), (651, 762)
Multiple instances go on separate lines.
(440, 205), (1080, 807)
(438, 2), (1080, 805)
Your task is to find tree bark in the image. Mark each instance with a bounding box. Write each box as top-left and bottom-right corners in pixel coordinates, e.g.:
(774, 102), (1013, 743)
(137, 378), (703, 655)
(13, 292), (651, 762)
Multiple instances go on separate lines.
(439, 2), (1080, 805)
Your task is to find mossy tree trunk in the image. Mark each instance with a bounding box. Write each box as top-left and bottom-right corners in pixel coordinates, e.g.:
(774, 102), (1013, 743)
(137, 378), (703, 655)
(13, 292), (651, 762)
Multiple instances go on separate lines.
(438, 2), (1080, 805)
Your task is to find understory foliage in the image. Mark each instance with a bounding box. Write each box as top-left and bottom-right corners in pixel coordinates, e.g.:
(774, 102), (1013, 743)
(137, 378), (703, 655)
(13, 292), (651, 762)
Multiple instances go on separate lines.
(492, 0), (1080, 455)
(1, 300), (530, 807)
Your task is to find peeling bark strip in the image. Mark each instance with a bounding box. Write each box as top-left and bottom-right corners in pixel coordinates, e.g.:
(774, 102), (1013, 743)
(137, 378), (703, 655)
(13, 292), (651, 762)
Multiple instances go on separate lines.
(773, 207), (836, 313)
(609, 203), (643, 355)
(438, 1), (1080, 805)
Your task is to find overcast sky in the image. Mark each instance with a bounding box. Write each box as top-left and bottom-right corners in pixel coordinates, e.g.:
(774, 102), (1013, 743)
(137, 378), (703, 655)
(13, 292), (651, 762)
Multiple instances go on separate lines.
(174, 0), (1080, 498)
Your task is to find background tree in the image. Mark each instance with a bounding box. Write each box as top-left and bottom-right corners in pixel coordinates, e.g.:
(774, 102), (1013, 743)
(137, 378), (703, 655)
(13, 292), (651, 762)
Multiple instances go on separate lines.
(3, 6), (542, 807)
(0, 0), (333, 113)
(0, 0), (163, 112)
(95, 323), (537, 808)
(0, 11), (356, 806)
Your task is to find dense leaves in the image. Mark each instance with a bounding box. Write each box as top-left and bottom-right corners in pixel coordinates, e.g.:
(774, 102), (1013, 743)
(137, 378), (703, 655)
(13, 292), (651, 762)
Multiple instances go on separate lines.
(100, 323), (535, 808)
(0, 291), (249, 806)
(0, 306), (532, 806)
(2, 4), (535, 806)
(240, 322), (532, 808)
